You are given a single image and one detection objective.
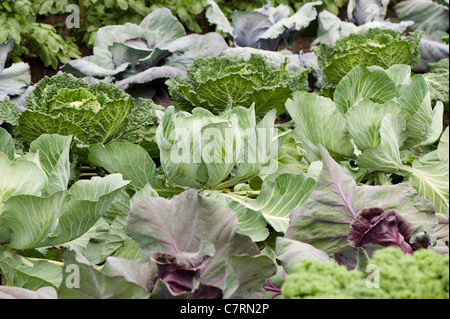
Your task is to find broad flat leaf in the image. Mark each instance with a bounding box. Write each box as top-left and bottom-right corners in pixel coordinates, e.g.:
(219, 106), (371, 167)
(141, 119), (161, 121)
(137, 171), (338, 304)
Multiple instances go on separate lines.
(0, 286), (57, 299)
(115, 65), (186, 90)
(347, 0), (389, 25)
(61, 56), (129, 78)
(108, 42), (156, 69)
(395, 0), (449, 33)
(103, 256), (156, 290)
(231, 11), (272, 48)
(0, 127), (14, 160)
(222, 255), (276, 299)
(260, 1), (321, 40)
(165, 33), (228, 69)
(205, 0), (234, 36)
(401, 160), (449, 215)
(0, 38), (14, 73)
(334, 65), (397, 114)
(126, 189), (260, 289)
(356, 114), (407, 172)
(58, 248), (150, 299)
(0, 250), (62, 290)
(423, 58), (449, 107)
(29, 134), (72, 195)
(416, 34), (449, 73)
(219, 107), (280, 188)
(0, 62), (31, 97)
(111, 238), (141, 261)
(276, 237), (332, 273)
(228, 173), (316, 233)
(437, 127), (449, 162)
(138, 8), (186, 47)
(1, 191), (67, 249)
(397, 74), (439, 147)
(345, 100), (402, 151)
(285, 145), (437, 254)
(85, 184), (158, 264)
(385, 64), (412, 86)
(0, 153), (47, 207)
(286, 91), (354, 162)
(89, 142), (183, 197)
(40, 174), (129, 247)
(207, 191), (269, 242)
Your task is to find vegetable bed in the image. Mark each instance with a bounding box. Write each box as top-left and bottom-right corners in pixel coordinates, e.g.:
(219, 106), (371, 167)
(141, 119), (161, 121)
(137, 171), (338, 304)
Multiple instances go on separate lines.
(0, 0), (448, 301)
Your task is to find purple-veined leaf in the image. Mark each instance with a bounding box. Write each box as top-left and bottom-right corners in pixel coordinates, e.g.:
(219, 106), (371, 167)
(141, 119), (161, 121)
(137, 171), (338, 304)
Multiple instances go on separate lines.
(285, 145), (437, 254)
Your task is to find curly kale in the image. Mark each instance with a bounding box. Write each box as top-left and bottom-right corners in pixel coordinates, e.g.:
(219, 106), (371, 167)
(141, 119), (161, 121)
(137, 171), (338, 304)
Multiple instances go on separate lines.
(281, 247), (449, 299)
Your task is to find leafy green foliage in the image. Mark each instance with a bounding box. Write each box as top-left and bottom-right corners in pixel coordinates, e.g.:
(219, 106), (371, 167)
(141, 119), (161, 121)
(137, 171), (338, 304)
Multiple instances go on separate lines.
(314, 28), (423, 87)
(62, 8), (228, 99)
(286, 64), (448, 214)
(0, 74), (161, 153)
(0, 0), (80, 69)
(0, 1), (448, 300)
(167, 54), (309, 116)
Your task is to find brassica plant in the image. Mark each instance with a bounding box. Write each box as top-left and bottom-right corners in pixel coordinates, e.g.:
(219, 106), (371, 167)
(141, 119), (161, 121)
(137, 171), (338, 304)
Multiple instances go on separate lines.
(0, 74), (161, 151)
(205, 0), (322, 50)
(0, 39), (32, 124)
(0, 130), (129, 290)
(61, 8), (228, 99)
(313, 28), (422, 87)
(285, 64), (448, 214)
(166, 54), (309, 117)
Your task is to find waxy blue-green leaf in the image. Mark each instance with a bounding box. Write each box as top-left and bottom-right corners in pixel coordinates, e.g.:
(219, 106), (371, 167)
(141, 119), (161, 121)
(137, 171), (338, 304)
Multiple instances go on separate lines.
(395, 0), (449, 33)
